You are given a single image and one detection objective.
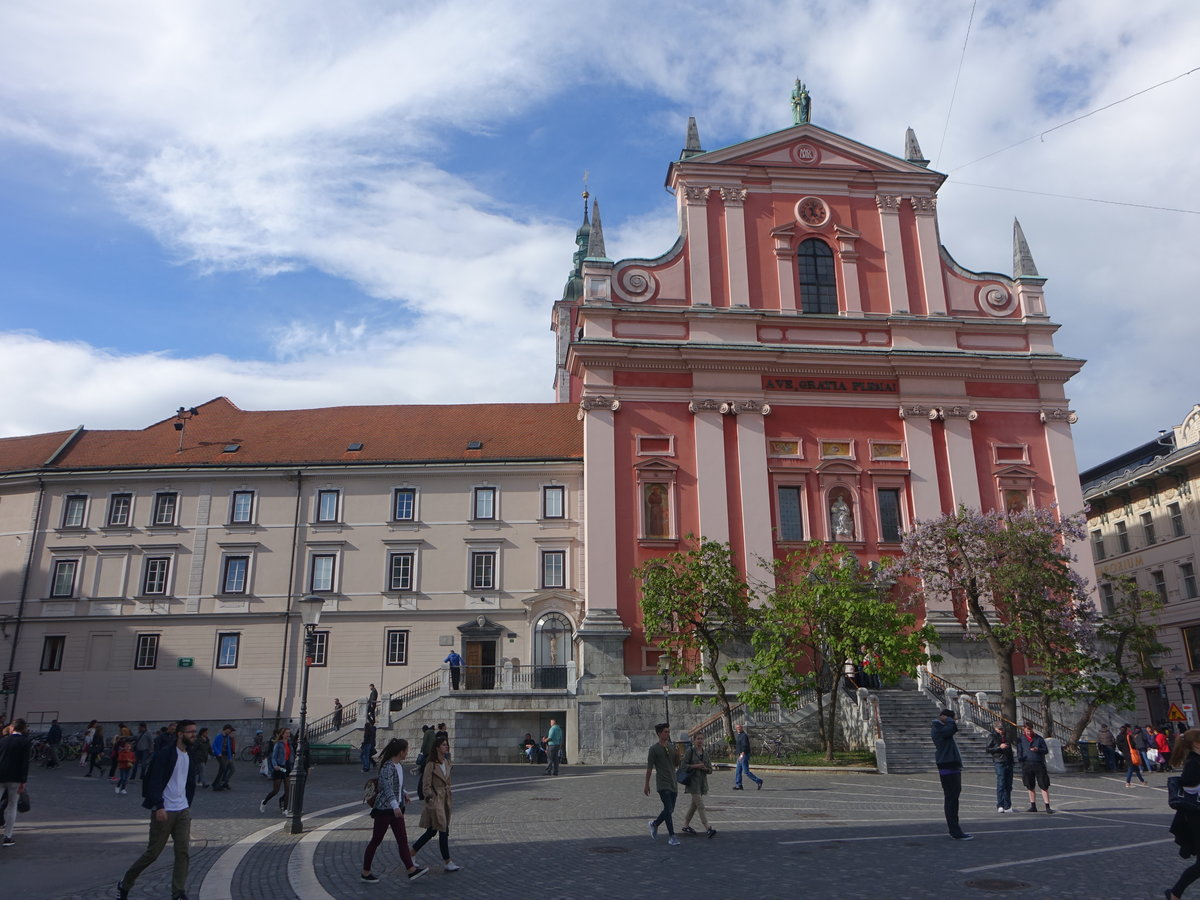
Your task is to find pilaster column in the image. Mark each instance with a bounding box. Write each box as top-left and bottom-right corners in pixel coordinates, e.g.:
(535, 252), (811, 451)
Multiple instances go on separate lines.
(899, 406), (942, 521)
(1040, 408), (1093, 581)
(833, 225), (863, 316)
(731, 401), (774, 590)
(690, 400), (729, 543)
(774, 233), (796, 312)
(684, 185), (712, 306)
(939, 406), (981, 509)
(876, 193), (909, 314)
(578, 397), (620, 612)
(910, 195), (947, 315)
(720, 187), (750, 307)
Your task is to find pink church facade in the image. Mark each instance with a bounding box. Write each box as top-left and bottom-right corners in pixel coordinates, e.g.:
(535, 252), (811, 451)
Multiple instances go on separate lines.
(555, 113), (1089, 683)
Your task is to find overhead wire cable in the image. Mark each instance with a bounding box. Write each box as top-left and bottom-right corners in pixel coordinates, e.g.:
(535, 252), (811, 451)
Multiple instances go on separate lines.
(933, 0), (977, 169)
(948, 65), (1200, 173)
(948, 180), (1200, 215)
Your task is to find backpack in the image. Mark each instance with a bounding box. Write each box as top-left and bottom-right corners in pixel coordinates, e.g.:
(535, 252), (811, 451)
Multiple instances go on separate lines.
(363, 777), (379, 807)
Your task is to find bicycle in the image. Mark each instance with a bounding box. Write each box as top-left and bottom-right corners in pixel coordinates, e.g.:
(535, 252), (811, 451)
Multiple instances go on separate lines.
(762, 736), (786, 760)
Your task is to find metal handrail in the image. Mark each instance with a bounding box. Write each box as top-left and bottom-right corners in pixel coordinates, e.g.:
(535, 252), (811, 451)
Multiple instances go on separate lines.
(929, 670), (1073, 739)
(307, 701), (359, 742)
(388, 668), (444, 708)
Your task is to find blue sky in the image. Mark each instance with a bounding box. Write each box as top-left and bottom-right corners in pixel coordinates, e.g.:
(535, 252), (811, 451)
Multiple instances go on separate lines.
(0, 0), (1197, 469)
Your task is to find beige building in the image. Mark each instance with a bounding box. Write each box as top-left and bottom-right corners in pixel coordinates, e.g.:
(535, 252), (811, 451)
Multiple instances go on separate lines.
(0, 398), (584, 728)
(1082, 403), (1200, 726)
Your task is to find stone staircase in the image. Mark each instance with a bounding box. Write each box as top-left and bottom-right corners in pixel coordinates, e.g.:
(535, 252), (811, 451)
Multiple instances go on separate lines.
(875, 689), (994, 774)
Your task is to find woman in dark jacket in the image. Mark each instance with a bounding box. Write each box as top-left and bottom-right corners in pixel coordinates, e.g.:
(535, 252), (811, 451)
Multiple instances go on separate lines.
(1120, 725), (1148, 786)
(1166, 728), (1200, 898)
(192, 727), (212, 788)
(85, 725), (106, 777)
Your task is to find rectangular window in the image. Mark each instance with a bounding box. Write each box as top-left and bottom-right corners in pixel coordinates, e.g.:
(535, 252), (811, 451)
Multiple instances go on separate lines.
(473, 487), (496, 520)
(542, 486), (565, 519)
(316, 490), (340, 523)
(1153, 569), (1168, 602)
(1115, 521), (1130, 554)
(1171, 502), (1186, 538)
(62, 495), (87, 528)
(107, 493), (132, 527)
(470, 551), (496, 590)
(50, 559), (78, 598)
(310, 631), (328, 667)
(1091, 529), (1106, 561)
(392, 488), (416, 522)
(134, 634), (159, 670)
(230, 491), (254, 524)
(388, 552), (414, 591)
(1186, 625), (1200, 671)
(216, 633), (240, 668)
(152, 492), (178, 526)
(40, 635), (65, 672)
(877, 488), (903, 543)
(141, 557), (170, 595)
(777, 486), (804, 542)
(1142, 512), (1157, 546)
(222, 556), (249, 594)
(310, 554), (335, 592)
(1182, 562), (1198, 600)
(542, 550), (566, 589)
(385, 629), (409, 665)
(1099, 581), (1115, 614)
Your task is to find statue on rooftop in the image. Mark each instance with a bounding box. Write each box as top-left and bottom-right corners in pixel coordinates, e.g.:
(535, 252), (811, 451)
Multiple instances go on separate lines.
(791, 79), (811, 125)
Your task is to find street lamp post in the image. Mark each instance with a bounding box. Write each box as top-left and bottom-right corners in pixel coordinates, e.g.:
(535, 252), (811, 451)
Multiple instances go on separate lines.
(1172, 665), (1187, 704)
(289, 594), (325, 835)
(661, 665), (670, 728)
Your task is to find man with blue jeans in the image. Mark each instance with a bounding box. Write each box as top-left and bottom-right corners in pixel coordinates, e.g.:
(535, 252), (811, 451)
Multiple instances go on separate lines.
(733, 723), (762, 790)
(643, 723), (680, 846)
(360, 722), (377, 773)
(985, 722), (1014, 812)
(544, 719), (563, 776)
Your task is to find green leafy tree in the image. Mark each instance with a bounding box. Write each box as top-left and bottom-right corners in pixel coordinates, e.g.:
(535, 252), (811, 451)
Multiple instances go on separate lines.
(741, 544), (937, 760)
(633, 536), (754, 745)
(898, 505), (1094, 730)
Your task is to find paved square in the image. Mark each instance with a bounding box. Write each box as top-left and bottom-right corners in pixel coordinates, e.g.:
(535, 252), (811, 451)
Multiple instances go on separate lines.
(0, 760), (1188, 899)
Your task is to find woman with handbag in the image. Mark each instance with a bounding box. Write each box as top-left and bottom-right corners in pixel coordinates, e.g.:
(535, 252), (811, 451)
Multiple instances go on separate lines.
(84, 725), (106, 777)
(361, 738), (428, 884)
(411, 735), (461, 872)
(679, 732), (716, 838)
(259, 728), (293, 815)
(1165, 728), (1200, 898)
(1121, 725), (1148, 787)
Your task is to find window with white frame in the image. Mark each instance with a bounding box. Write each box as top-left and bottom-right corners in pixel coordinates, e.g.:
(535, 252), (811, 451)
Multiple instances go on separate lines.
(1115, 521), (1130, 553)
(470, 550), (496, 590)
(107, 493), (132, 527)
(141, 557), (170, 595)
(541, 549), (566, 589)
(776, 485), (805, 542)
(392, 488), (416, 522)
(151, 492), (178, 526)
(1152, 569), (1168, 602)
(134, 634), (159, 669)
(50, 559), (78, 598)
(1182, 562), (1198, 600)
(385, 629), (409, 665)
(1099, 581), (1115, 614)
(472, 487), (496, 521)
(230, 491), (255, 524)
(221, 556), (249, 594)
(1141, 512), (1157, 546)
(310, 554), (336, 592)
(40, 635), (65, 671)
(1170, 502), (1186, 538)
(316, 490), (340, 523)
(388, 552), (414, 591)
(542, 485), (566, 519)
(61, 495), (87, 528)
(216, 633), (240, 668)
(310, 631), (329, 666)
(1091, 529), (1106, 561)
(877, 488), (903, 543)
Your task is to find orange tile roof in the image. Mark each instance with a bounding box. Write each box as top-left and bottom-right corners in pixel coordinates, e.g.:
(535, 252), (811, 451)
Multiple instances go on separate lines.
(0, 429), (80, 474)
(0, 398), (582, 473)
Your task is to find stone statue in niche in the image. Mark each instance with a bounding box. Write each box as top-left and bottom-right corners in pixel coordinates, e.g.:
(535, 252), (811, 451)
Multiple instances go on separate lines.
(830, 495), (854, 540)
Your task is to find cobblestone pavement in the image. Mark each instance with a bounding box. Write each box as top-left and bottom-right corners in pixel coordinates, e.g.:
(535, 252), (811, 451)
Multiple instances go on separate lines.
(1, 759), (1192, 899)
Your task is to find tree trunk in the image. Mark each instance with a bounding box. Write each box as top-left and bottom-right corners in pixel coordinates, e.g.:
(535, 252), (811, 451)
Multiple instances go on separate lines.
(706, 653), (735, 750)
(965, 588), (1017, 727)
(1069, 696), (1100, 747)
(814, 681), (828, 753)
(824, 678), (840, 760)
(1039, 692), (1053, 738)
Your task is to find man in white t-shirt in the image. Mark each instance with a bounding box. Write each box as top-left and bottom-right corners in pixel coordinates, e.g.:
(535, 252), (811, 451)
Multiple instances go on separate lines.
(117, 719), (199, 900)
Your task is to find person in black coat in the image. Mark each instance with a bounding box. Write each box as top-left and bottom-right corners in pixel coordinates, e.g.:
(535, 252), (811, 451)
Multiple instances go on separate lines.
(0, 719), (32, 846)
(931, 709), (971, 840)
(1168, 729), (1200, 899)
(985, 722), (1015, 813)
(117, 720), (199, 900)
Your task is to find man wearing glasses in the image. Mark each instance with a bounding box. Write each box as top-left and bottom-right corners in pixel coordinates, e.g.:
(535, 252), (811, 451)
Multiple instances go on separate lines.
(117, 720), (199, 900)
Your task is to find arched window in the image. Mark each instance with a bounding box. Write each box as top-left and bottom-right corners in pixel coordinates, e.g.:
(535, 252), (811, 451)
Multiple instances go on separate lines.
(533, 612), (573, 688)
(797, 238), (837, 314)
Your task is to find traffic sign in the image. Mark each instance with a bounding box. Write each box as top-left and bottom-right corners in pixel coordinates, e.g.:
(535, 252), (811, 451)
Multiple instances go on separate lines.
(1168, 702), (1187, 722)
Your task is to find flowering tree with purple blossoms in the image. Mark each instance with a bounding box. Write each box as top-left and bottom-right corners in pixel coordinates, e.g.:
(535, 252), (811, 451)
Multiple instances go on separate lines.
(898, 505), (1095, 730)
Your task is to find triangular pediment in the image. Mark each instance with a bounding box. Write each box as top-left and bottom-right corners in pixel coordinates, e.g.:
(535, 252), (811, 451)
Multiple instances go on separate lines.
(677, 124), (945, 181)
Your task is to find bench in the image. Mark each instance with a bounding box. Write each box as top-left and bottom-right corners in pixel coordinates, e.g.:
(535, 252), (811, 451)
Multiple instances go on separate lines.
(308, 743), (353, 764)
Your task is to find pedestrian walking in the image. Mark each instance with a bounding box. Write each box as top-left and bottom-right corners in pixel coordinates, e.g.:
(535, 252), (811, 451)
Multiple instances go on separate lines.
(332, 699), (343, 731)
(643, 722), (680, 845)
(0, 718), (31, 847)
(415, 724), (436, 798)
(115, 727), (136, 794)
(367, 683), (378, 720)
(84, 724), (106, 777)
(1120, 724), (1148, 787)
(1097, 723), (1118, 771)
(80, 720), (98, 769)
(932, 708), (972, 840)
(986, 722), (1015, 813)
(132, 723), (153, 781)
(544, 718), (563, 776)
(411, 735), (460, 872)
(1135, 725), (1152, 775)
(444, 649), (464, 690)
(360, 721), (377, 773)
(260, 728), (293, 815)
(116, 720), (198, 900)
(1166, 728), (1200, 899)
(192, 728), (212, 788)
(679, 732), (716, 838)
(1159, 728), (1175, 772)
(732, 723), (763, 790)
(107, 723), (128, 782)
(1016, 722), (1054, 813)
(360, 738), (429, 884)
(211, 724), (236, 791)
